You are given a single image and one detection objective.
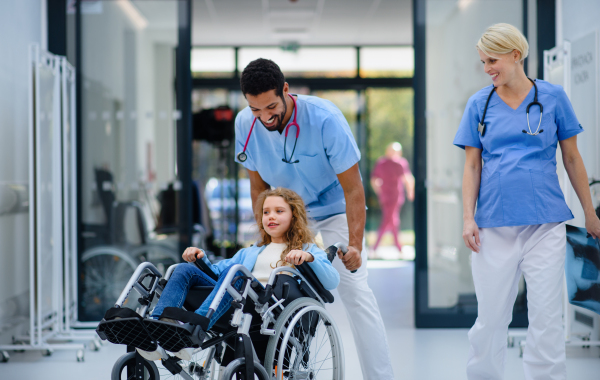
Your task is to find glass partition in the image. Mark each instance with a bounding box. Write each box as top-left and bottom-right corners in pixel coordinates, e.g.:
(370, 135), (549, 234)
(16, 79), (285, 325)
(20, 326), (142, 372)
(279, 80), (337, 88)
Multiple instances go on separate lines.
(416, 0), (527, 326)
(71, 0), (186, 321)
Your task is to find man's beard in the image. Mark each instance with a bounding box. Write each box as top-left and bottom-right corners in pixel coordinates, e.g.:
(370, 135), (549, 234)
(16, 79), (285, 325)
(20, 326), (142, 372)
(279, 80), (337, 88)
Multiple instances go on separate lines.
(259, 95), (287, 132)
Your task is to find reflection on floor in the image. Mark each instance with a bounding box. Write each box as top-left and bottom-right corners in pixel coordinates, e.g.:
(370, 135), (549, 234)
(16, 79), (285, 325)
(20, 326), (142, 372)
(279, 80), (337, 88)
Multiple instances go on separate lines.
(2, 261), (600, 379)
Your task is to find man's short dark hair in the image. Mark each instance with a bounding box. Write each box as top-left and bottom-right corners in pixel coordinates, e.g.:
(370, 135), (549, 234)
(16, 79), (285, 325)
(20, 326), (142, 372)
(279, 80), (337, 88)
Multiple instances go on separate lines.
(240, 58), (285, 98)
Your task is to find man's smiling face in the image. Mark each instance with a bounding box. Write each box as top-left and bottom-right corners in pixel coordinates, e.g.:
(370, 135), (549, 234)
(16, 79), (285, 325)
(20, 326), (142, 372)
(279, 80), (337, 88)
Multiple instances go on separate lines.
(246, 84), (289, 133)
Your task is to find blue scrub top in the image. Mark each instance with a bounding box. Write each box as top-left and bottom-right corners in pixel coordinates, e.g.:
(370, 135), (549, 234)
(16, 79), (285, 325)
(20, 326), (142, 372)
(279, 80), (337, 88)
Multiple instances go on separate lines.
(453, 79), (583, 228)
(235, 94), (361, 220)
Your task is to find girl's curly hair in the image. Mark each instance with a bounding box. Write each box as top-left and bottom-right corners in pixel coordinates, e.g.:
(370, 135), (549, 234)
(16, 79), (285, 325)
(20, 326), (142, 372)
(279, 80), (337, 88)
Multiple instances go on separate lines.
(254, 187), (315, 268)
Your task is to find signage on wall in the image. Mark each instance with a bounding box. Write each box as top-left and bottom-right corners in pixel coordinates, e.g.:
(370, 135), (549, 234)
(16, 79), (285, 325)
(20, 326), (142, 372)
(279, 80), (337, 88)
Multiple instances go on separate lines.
(570, 30), (599, 179)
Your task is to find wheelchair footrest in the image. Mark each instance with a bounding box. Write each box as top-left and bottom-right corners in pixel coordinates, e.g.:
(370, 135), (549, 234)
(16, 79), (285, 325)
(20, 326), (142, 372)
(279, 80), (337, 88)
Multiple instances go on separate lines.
(96, 316), (157, 352)
(142, 319), (206, 353)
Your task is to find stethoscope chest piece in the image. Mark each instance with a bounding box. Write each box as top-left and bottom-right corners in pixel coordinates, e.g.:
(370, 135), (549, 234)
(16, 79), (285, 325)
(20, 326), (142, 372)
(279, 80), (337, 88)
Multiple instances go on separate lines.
(237, 151), (247, 162)
(478, 122), (486, 137)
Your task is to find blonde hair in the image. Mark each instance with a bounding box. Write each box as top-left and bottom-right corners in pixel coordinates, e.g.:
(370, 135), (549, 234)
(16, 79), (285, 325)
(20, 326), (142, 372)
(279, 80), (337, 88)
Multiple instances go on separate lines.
(254, 187), (315, 268)
(477, 23), (529, 62)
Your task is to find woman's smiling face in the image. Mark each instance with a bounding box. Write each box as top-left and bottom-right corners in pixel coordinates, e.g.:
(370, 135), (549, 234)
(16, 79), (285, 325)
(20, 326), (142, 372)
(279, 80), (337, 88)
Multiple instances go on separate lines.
(262, 196), (293, 243)
(478, 49), (520, 87)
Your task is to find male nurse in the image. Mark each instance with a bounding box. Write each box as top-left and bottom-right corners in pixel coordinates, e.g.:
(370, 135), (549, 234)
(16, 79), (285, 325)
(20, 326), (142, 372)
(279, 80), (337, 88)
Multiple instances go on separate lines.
(235, 58), (394, 380)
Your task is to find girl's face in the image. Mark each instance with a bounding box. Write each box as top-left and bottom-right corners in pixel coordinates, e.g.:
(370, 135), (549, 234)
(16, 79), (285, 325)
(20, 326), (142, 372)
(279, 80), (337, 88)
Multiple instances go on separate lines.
(262, 196), (293, 243)
(478, 49), (520, 87)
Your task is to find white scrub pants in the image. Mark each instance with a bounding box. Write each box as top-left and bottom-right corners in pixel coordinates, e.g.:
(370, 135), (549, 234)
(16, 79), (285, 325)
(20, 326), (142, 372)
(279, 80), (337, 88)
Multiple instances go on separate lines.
(310, 213), (394, 380)
(467, 222), (566, 380)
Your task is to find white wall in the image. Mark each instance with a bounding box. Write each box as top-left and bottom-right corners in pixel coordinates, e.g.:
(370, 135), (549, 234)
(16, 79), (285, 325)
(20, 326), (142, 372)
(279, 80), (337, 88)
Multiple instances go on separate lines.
(0, 0), (41, 343)
(559, 0), (600, 340)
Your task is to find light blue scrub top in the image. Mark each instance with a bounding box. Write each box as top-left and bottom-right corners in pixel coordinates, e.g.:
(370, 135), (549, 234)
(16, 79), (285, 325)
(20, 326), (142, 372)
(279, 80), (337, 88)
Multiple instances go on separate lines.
(235, 94), (361, 220)
(453, 79), (583, 228)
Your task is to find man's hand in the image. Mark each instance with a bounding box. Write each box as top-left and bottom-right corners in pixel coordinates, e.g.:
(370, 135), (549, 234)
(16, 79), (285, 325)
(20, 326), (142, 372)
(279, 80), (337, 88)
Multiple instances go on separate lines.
(339, 245), (362, 271)
(285, 250), (314, 266)
(182, 247), (205, 263)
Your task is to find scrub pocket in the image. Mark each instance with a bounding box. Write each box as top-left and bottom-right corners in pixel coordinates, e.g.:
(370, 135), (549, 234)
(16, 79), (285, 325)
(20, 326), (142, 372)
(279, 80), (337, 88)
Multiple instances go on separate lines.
(294, 154), (332, 203)
(475, 172), (503, 224)
(530, 170), (571, 219)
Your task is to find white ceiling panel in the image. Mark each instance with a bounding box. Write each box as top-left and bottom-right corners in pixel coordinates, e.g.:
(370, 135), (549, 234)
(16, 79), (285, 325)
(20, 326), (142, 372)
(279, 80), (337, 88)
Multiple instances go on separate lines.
(192, 0), (413, 46)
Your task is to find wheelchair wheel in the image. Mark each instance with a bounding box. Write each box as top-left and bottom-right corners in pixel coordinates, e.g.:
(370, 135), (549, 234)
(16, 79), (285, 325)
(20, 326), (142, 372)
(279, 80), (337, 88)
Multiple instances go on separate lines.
(156, 345), (220, 380)
(220, 358), (269, 380)
(81, 246), (139, 320)
(111, 352), (160, 380)
(264, 298), (344, 380)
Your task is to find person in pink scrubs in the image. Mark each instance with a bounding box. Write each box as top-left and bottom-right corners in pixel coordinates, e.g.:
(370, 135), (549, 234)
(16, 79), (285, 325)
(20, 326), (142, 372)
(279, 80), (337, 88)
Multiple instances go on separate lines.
(371, 142), (415, 252)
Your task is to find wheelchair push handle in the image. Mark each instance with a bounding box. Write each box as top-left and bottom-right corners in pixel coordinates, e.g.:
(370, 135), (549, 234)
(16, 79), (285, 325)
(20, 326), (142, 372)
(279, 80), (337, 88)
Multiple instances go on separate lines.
(326, 242), (357, 273)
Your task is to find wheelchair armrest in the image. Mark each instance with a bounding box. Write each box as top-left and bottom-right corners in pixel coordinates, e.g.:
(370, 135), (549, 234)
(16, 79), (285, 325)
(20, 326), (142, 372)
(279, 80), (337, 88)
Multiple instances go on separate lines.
(193, 257), (219, 281)
(295, 262), (335, 303)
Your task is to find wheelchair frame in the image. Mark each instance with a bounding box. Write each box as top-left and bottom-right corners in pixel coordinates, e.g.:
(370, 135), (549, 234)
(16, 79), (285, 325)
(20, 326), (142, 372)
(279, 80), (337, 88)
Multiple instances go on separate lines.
(103, 260), (344, 380)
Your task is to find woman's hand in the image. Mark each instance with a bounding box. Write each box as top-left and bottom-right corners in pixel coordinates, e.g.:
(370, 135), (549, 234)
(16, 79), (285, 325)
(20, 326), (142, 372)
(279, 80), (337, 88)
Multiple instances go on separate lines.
(182, 247), (204, 263)
(463, 218), (481, 253)
(585, 212), (600, 239)
(285, 250), (314, 266)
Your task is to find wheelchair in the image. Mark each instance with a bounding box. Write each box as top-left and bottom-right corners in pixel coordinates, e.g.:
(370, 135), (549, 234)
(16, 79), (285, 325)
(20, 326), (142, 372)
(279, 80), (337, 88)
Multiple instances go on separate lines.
(96, 250), (345, 380)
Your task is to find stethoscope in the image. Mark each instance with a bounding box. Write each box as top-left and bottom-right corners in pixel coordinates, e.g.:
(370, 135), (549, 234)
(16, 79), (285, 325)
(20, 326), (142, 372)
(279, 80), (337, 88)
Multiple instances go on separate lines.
(237, 93), (300, 164)
(478, 78), (544, 137)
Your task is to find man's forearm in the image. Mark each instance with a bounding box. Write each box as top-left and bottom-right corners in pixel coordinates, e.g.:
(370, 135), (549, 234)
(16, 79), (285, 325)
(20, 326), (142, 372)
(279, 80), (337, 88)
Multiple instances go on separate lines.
(345, 186), (366, 250)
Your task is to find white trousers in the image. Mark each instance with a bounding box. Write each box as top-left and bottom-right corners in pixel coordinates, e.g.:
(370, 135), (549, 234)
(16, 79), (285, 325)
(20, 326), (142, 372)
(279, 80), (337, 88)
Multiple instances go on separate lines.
(467, 222), (567, 380)
(311, 213), (394, 380)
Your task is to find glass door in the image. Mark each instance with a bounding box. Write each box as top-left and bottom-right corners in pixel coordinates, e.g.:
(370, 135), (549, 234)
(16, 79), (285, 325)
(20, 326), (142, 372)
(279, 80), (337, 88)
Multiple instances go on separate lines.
(414, 0), (528, 327)
(70, 0), (190, 321)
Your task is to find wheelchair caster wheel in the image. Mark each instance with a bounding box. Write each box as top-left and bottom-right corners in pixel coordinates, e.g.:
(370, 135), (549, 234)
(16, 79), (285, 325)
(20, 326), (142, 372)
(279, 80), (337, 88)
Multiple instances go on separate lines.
(76, 349), (85, 362)
(42, 349), (53, 357)
(1, 351), (9, 363)
(88, 339), (101, 351)
(507, 336), (514, 348)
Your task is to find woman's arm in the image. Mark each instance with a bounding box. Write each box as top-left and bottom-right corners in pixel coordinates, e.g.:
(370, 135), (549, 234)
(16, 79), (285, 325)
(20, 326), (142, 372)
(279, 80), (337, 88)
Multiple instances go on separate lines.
(462, 146), (483, 252)
(560, 136), (600, 238)
(402, 172), (415, 201)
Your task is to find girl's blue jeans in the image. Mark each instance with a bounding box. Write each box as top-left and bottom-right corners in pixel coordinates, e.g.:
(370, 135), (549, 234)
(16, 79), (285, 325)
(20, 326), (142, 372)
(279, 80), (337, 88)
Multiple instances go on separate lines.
(151, 263), (244, 329)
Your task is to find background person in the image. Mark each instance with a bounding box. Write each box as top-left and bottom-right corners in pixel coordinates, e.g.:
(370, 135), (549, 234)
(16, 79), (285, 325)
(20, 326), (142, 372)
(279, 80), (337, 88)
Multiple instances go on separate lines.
(454, 23), (600, 380)
(370, 142), (415, 253)
(234, 58), (395, 380)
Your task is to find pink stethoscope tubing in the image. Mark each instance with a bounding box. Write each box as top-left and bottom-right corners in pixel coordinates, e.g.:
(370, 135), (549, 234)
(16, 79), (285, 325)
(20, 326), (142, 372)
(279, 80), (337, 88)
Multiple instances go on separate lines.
(239, 94), (300, 164)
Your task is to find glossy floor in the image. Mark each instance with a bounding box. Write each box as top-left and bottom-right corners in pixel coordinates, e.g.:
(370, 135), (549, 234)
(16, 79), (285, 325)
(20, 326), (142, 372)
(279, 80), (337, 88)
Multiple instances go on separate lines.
(2, 260), (599, 379)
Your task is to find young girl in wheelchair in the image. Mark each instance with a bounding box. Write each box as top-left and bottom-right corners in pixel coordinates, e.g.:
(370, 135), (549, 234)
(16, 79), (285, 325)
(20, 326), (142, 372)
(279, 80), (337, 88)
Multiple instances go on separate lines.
(137, 187), (340, 362)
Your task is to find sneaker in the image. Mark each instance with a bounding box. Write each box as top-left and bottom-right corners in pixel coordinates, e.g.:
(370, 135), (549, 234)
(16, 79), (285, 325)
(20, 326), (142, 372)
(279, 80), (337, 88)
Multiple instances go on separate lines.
(136, 346), (166, 361)
(169, 347), (194, 361)
(159, 317), (183, 325)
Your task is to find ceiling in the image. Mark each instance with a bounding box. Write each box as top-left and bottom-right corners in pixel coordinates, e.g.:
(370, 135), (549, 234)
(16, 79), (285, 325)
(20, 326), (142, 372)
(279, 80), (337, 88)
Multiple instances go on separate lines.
(192, 0), (413, 46)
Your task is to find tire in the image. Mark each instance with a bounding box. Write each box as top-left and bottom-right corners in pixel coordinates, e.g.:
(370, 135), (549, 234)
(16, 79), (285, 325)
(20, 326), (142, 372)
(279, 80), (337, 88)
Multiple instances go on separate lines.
(80, 246), (139, 320)
(264, 298), (344, 380)
(220, 358), (269, 380)
(111, 352), (160, 380)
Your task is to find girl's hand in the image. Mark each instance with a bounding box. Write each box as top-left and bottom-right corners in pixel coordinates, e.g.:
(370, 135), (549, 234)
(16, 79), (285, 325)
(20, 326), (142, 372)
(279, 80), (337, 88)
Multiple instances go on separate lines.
(585, 213), (600, 239)
(462, 219), (481, 253)
(182, 247), (204, 262)
(285, 250), (314, 266)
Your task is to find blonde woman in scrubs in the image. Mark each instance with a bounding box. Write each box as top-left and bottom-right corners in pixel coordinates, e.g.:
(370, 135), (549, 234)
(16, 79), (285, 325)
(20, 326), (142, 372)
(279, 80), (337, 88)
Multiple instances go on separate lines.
(453, 23), (600, 380)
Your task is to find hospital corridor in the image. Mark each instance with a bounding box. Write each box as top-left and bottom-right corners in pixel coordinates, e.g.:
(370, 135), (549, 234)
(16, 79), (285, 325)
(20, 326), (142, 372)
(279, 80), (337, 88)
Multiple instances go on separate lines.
(1, 1), (600, 379)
